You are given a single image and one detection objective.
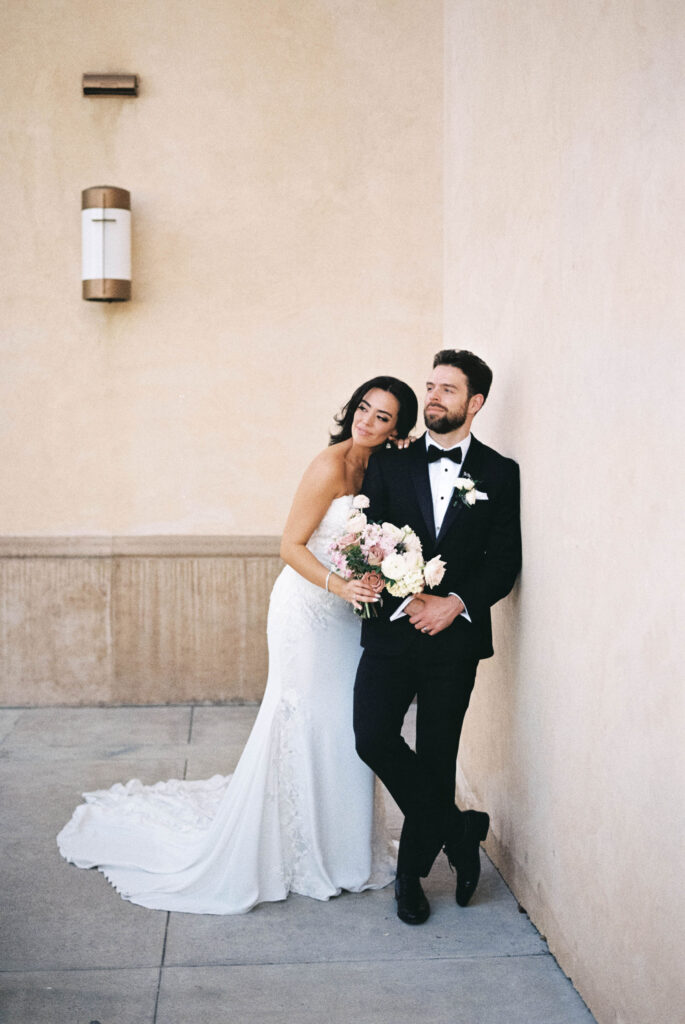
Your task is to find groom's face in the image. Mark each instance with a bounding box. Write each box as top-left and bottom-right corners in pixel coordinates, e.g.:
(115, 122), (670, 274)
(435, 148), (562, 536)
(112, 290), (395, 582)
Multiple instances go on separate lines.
(424, 365), (471, 433)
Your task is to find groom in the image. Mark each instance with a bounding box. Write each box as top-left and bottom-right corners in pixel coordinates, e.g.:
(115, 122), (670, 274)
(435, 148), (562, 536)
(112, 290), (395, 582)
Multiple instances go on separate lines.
(353, 349), (521, 924)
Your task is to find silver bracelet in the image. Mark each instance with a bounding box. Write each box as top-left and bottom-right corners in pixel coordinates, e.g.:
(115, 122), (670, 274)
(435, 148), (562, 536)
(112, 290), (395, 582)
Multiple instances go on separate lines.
(325, 570), (333, 592)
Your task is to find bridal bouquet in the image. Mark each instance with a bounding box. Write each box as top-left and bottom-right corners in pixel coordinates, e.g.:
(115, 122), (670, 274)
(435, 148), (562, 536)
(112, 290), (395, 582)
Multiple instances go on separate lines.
(328, 495), (446, 617)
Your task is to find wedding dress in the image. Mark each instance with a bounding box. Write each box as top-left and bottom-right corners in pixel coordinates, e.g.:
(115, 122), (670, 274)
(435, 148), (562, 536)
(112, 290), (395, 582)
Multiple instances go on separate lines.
(57, 496), (396, 914)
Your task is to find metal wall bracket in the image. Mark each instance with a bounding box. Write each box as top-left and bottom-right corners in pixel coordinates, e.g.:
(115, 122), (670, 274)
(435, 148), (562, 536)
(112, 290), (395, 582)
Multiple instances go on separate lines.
(82, 74), (138, 96)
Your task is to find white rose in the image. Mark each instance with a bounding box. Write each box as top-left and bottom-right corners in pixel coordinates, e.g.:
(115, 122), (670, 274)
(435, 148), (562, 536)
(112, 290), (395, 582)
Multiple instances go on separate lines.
(424, 555), (446, 588)
(352, 494), (370, 509)
(464, 490), (477, 505)
(381, 522), (405, 545)
(458, 477), (475, 490)
(381, 552), (409, 581)
(346, 511), (368, 533)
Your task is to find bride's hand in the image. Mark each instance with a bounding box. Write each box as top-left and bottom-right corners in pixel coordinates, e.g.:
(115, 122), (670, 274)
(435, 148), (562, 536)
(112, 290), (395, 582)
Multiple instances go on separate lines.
(339, 578), (381, 610)
(389, 434), (417, 450)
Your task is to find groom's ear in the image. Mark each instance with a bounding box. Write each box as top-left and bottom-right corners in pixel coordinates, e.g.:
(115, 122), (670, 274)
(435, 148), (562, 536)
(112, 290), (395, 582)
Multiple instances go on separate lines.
(468, 393), (485, 416)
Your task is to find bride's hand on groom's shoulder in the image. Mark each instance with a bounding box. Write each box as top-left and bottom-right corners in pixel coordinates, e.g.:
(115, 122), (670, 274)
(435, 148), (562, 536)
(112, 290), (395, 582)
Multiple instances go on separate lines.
(389, 434), (418, 450)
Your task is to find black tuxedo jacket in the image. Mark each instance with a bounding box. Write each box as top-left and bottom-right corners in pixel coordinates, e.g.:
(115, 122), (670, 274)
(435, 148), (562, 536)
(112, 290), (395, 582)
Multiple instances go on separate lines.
(359, 434), (521, 661)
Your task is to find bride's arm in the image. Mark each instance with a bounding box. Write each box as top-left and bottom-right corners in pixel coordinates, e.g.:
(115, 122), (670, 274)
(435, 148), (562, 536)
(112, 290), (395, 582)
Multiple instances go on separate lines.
(279, 457), (378, 607)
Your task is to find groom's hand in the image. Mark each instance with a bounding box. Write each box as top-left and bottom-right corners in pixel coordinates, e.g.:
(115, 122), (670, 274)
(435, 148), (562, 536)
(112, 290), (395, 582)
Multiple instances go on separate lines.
(407, 594), (464, 636)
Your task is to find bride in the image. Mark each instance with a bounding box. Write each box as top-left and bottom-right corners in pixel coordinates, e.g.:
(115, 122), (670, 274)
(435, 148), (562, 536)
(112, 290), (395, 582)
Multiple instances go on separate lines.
(57, 375), (418, 914)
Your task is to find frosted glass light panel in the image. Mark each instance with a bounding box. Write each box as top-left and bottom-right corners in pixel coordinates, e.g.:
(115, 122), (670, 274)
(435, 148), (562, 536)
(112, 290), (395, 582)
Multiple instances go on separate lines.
(81, 186), (131, 301)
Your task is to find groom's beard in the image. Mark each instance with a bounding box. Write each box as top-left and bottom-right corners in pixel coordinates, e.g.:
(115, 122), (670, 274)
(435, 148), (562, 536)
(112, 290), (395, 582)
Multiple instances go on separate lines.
(424, 402), (468, 434)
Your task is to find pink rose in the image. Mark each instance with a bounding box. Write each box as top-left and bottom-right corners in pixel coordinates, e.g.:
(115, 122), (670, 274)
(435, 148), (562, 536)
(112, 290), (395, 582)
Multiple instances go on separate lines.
(366, 544), (386, 566)
(361, 571), (385, 594)
(338, 533), (357, 548)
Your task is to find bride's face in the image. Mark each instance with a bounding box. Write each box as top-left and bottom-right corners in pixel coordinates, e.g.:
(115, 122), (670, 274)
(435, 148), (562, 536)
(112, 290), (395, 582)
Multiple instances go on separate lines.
(351, 388), (400, 448)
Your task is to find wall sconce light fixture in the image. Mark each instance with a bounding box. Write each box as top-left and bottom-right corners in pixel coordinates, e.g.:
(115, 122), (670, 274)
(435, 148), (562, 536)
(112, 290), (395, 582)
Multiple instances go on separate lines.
(82, 186), (131, 302)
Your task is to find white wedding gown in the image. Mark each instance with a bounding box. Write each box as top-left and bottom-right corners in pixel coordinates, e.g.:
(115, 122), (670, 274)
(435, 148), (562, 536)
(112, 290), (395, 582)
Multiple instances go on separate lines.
(57, 496), (396, 914)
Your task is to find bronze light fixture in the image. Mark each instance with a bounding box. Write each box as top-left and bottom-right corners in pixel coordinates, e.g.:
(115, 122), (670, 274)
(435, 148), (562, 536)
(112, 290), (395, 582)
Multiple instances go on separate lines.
(81, 186), (131, 302)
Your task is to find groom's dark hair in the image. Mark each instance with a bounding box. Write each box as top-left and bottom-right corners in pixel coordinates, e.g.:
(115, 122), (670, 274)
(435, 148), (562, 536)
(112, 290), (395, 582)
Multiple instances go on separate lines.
(433, 349), (493, 403)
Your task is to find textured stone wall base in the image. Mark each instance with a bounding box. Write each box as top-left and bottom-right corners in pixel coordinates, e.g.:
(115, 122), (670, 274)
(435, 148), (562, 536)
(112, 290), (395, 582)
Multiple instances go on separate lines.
(0, 537), (282, 705)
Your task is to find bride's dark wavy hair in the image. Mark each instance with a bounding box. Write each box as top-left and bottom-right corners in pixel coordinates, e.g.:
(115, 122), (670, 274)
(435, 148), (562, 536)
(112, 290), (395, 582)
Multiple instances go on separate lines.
(329, 376), (418, 446)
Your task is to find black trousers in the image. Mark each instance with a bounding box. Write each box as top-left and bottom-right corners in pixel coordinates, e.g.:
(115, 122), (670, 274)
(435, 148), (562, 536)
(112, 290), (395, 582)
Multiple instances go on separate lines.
(354, 644), (478, 877)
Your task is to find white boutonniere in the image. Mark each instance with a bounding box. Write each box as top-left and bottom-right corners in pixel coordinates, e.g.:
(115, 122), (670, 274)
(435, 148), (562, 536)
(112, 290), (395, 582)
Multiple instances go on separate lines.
(452, 475), (488, 508)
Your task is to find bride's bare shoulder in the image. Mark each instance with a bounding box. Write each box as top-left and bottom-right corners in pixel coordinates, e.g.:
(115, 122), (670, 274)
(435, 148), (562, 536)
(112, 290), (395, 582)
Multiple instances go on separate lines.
(300, 443), (348, 494)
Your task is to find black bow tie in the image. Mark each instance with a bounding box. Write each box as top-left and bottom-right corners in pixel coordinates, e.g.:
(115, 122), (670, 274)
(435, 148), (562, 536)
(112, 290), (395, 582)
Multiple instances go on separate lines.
(427, 444), (462, 464)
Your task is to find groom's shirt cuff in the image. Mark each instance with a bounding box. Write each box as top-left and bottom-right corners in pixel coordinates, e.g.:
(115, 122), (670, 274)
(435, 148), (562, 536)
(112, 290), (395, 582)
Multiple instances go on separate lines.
(389, 593), (471, 623)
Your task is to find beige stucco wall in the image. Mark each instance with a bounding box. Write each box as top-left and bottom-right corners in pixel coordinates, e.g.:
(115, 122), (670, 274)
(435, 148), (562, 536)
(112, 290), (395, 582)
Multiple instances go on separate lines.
(1, 0), (442, 537)
(445, 3), (684, 1023)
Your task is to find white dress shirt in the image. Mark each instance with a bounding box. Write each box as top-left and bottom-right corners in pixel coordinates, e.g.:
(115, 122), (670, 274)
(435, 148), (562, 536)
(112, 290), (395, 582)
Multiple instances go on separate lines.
(428, 432), (472, 534)
(390, 433), (472, 623)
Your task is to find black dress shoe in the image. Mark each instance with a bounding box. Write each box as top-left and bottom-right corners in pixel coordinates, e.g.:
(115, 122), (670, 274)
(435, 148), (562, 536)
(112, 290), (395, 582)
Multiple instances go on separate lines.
(445, 809), (490, 907)
(394, 874), (430, 925)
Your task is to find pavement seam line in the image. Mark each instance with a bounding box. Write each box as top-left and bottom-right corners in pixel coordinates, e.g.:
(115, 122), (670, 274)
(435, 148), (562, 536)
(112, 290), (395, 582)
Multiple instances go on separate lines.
(0, 951), (554, 977)
(150, 950), (552, 970)
(152, 912), (171, 1023)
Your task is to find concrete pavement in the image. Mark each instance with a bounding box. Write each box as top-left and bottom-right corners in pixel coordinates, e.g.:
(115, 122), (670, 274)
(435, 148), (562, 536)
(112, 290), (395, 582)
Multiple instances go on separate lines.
(0, 704), (596, 1023)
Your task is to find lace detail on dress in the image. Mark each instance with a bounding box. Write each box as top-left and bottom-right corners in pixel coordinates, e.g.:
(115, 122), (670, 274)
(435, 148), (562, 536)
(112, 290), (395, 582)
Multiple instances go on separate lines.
(78, 775), (231, 834)
(370, 777), (399, 884)
(268, 495), (356, 635)
(273, 689), (312, 892)
(305, 495), (354, 563)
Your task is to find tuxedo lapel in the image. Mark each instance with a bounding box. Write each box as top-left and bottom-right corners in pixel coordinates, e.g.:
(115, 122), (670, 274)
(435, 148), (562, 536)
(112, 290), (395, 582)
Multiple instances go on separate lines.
(435, 435), (485, 545)
(408, 435), (436, 539)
